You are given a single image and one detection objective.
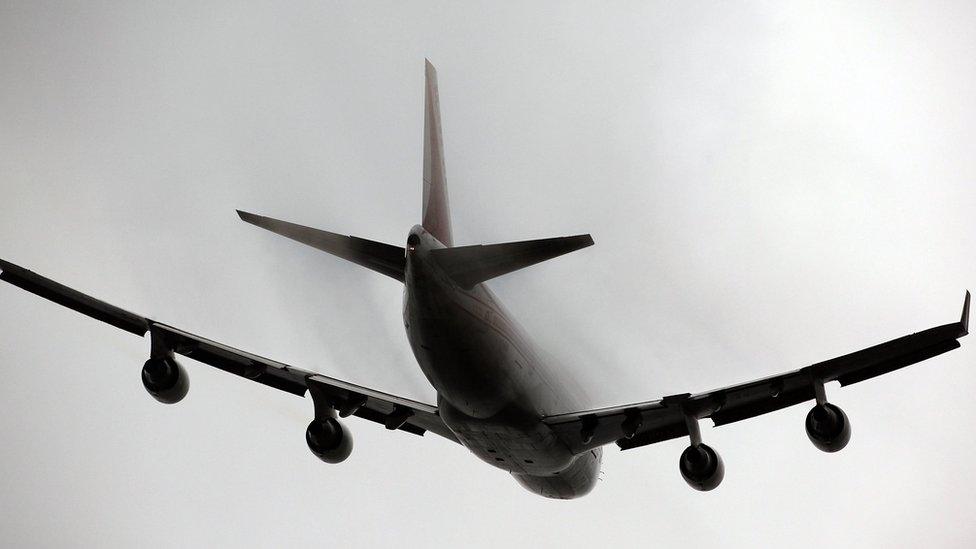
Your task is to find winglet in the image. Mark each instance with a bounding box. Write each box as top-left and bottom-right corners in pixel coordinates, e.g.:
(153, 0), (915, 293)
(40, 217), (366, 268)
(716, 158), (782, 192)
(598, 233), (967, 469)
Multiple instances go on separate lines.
(962, 290), (970, 335)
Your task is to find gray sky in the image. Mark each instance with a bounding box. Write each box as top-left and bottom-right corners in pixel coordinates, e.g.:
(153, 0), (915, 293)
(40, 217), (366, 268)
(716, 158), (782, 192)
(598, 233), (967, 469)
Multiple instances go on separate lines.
(2, 1), (975, 547)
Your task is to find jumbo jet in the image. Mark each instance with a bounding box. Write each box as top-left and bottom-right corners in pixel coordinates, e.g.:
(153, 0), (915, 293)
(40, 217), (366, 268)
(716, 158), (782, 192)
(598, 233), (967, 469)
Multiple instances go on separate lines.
(1, 61), (969, 499)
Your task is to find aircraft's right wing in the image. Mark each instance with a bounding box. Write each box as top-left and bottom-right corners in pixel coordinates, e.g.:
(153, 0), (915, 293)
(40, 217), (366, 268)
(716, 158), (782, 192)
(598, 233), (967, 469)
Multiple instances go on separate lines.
(0, 258), (457, 442)
(543, 292), (970, 454)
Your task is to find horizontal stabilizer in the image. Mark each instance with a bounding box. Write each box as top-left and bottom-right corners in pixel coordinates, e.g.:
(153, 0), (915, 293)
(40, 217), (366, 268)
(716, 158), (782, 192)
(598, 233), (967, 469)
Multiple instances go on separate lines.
(237, 211), (406, 282)
(431, 234), (594, 289)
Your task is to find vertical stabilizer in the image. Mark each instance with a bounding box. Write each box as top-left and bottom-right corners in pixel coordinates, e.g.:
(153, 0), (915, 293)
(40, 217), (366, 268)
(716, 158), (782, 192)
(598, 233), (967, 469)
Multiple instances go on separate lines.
(423, 59), (453, 247)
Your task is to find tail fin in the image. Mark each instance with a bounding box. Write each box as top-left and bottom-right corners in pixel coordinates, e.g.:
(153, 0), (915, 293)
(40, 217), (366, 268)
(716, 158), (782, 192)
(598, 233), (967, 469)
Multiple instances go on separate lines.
(423, 59), (453, 247)
(431, 234), (594, 289)
(237, 211), (406, 282)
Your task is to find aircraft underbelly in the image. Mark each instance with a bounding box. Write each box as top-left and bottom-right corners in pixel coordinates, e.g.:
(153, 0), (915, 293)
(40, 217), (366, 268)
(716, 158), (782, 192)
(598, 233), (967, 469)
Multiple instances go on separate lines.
(512, 448), (602, 500)
(438, 398), (573, 470)
(405, 276), (545, 418)
(403, 247), (599, 497)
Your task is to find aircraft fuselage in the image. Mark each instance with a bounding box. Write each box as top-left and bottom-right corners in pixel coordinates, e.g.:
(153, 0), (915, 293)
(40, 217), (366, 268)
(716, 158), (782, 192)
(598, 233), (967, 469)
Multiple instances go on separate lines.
(402, 225), (601, 499)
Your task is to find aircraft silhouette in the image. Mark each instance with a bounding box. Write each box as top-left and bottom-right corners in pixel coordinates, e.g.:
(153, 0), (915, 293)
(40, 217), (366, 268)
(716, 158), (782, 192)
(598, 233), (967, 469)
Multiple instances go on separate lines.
(1, 60), (969, 498)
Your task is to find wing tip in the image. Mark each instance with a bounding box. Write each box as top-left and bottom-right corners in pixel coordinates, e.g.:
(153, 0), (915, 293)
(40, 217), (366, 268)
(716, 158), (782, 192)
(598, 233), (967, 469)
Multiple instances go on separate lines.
(0, 258), (25, 279)
(962, 290), (970, 334)
(237, 210), (261, 224)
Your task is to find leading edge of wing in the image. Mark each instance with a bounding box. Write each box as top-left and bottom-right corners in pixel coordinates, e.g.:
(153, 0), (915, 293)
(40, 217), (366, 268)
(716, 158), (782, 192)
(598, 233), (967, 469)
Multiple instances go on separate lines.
(543, 291), (970, 454)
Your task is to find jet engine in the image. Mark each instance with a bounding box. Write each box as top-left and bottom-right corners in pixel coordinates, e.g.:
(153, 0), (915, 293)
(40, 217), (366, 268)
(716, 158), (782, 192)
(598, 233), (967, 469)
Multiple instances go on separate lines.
(679, 443), (725, 491)
(805, 403), (851, 452)
(141, 356), (189, 404)
(306, 417), (353, 464)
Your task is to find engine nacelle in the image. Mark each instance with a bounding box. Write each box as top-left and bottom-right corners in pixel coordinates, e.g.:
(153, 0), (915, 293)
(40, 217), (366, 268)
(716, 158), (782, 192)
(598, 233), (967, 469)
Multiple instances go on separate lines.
(141, 356), (189, 404)
(805, 402), (851, 452)
(679, 443), (725, 491)
(306, 418), (353, 464)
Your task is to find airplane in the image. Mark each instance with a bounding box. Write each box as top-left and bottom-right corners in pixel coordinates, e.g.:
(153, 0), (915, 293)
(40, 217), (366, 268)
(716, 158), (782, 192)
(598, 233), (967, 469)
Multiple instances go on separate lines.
(0, 60), (970, 499)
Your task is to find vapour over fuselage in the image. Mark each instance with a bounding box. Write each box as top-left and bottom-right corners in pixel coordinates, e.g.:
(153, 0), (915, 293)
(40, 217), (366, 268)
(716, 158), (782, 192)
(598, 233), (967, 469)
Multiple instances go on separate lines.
(401, 225), (601, 499)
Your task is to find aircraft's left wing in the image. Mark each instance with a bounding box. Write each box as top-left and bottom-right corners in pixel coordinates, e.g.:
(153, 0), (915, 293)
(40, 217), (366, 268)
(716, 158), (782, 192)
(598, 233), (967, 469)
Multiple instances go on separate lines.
(0, 259), (457, 442)
(543, 292), (970, 454)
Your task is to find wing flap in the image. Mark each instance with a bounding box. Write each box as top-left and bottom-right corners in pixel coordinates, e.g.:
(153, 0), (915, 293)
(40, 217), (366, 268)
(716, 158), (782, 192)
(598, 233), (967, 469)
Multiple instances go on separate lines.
(306, 373), (437, 414)
(152, 323), (312, 396)
(833, 338), (960, 386)
(812, 321), (965, 386)
(307, 374), (454, 439)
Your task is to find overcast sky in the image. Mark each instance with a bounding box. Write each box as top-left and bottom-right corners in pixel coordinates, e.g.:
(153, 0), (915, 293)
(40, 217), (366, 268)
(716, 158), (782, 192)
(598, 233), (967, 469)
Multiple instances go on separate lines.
(2, 1), (975, 547)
